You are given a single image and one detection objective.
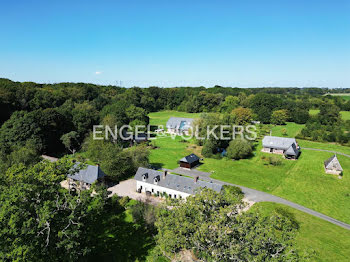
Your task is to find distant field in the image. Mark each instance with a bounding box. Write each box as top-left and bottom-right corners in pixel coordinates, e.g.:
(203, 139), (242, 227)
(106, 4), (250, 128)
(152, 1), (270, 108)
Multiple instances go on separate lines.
(148, 110), (201, 127)
(250, 202), (350, 261)
(324, 93), (350, 101)
(309, 109), (350, 120)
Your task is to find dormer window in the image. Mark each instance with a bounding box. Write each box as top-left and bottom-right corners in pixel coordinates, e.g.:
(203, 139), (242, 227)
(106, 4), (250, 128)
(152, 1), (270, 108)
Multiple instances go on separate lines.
(142, 173), (148, 181)
(153, 175), (160, 184)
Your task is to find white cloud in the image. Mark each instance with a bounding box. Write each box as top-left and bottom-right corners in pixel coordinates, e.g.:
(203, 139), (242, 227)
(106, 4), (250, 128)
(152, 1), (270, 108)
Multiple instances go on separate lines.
(95, 71), (102, 75)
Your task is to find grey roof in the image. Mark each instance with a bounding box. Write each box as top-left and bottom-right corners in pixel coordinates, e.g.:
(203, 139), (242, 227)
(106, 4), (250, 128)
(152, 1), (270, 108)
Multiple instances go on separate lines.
(285, 143), (300, 156)
(262, 136), (297, 151)
(166, 117), (194, 130)
(324, 155), (343, 172)
(68, 164), (106, 184)
(180, 153), (200, 164)
(134, 167), (222, 194)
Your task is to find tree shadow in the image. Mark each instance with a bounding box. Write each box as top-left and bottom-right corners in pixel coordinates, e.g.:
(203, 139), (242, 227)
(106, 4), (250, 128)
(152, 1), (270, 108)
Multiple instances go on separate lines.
(149, 163), (164, 170)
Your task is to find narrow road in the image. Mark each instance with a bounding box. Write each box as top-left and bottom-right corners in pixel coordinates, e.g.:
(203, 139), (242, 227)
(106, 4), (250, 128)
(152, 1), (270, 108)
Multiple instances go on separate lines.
(165, 167), (350, 230)
(301, 147), (350, 158)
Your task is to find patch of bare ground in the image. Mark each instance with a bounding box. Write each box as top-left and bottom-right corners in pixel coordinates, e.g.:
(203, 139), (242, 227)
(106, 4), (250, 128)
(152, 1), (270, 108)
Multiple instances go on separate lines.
(172, 250), (201, 262)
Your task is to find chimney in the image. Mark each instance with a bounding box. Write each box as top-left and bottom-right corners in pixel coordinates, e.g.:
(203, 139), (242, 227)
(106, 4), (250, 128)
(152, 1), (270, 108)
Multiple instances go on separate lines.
(194, 176), (199, 183)
(163, 170), (168, 179)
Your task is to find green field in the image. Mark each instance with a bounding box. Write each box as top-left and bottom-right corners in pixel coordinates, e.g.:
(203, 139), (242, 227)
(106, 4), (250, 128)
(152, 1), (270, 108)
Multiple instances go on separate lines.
(250, 202), (350, 261)
(149, 110), (201, 127)
(271, 122), (305, 137)
(309, 109), (350, 120)
(149, 111), (350, 224)
(324, 93), (350, 101)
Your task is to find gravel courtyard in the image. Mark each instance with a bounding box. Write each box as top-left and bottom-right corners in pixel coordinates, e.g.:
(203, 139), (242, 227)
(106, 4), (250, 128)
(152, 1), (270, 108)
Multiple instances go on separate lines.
(108, 179), (163, 205)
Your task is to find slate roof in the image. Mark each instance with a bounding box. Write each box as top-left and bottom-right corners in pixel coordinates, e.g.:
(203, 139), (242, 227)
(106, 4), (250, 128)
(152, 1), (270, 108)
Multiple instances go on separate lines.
(285, 143), (300, 156)
(262, 136), (297, 150)
(324, 155), (343, 172)
(68, 164), (106, 184)
(134, 167), (222, 194)
(262, 136), (300, 156)
(166, 117), (194, 130)
(180, 153), (200, 164)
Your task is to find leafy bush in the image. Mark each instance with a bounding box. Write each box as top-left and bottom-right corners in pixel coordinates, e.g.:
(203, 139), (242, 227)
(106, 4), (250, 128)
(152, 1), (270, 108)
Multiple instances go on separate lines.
(268, 156), (283, 166)
(226, 139), (252, 160)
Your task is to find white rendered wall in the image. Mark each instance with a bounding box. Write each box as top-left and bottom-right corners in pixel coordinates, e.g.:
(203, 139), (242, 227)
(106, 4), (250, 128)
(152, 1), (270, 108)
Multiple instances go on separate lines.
(136, 180), (191, 199)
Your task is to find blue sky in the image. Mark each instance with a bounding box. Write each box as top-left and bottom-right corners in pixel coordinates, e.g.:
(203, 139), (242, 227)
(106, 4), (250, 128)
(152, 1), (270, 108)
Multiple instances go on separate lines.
(0, 0), (349, 88)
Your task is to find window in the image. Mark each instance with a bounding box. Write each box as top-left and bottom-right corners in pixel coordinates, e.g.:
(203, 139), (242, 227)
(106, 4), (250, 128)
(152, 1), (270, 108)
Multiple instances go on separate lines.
(174, 194), (177, 199)
(152, 188), (154, 193)
(169, 194), (172, 198)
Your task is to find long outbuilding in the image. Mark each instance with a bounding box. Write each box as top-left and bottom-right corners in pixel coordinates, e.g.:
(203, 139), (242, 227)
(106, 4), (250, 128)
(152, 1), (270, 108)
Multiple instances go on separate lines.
(134, 167), (222, 199)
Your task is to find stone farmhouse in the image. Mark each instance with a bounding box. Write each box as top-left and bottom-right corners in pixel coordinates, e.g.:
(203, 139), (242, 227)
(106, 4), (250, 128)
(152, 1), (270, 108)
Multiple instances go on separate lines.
(67, 164), (106, 190)
(262, 136), (300, 159)
(324, 155), (343, 175)
(166, 117), (194, 135)
(134, 167), (222, 199)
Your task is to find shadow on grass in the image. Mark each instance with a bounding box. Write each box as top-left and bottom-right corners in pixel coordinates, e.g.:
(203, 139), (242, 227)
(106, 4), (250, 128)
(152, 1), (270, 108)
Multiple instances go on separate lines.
(150, 163), (164, 170)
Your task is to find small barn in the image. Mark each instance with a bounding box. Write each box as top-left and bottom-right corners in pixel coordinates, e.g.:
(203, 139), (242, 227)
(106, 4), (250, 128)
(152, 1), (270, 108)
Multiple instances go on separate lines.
(179, 153), (200, 169)
(324, 155), (343, 175)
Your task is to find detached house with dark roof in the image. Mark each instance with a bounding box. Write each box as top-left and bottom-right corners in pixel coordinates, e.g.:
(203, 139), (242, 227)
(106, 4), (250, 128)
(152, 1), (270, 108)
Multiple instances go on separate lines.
(179, 153), (200, 169)
(166, 117), (194, 135)
(262, 136), (300, 159)
(324, 155), (343, 175)
(134, 167), (222, 199)
(67, 164), (106, 190)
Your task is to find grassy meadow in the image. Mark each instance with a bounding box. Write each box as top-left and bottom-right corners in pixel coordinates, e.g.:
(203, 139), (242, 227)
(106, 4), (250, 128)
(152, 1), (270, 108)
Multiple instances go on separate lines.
(148, 111), (350, 224)
(149, 110), (202, 127)
(271, 122), (304, 137)
(309, 109), (350, 121)
(250, 202), (350, 262)
(324, 93), (350, 101)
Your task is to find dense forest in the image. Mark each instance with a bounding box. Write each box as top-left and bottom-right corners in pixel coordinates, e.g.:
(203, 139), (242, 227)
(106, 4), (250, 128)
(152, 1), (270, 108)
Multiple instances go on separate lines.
(1, 78), (349, 163)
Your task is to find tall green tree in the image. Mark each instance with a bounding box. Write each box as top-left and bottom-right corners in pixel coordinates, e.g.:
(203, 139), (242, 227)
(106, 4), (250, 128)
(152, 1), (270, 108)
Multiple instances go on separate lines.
(0, 158), (108, 261)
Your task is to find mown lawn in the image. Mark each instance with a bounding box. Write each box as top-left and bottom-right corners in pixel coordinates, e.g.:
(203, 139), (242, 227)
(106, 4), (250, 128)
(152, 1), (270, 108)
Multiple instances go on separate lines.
(200, 145), (350, 225)
(149, 111), (350, 224)
(250, 202), (350, 261)
(149, 135), (199, 169)
(340, 95), (350, 101)
(309, 109), (350, 120)
(270, 122), (305, 137)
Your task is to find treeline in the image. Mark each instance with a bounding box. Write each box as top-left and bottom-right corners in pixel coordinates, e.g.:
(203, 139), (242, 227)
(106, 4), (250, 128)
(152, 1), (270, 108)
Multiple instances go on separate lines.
(1, 78), (350, 171)
(298, 103), (350, 144)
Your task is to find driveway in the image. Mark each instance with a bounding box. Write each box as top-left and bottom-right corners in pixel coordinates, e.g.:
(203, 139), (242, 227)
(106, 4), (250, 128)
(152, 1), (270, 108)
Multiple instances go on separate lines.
(301, 147), (350, 158)
(165, 168), (350, 230)
(108, 179), (163, 205)
(169, 167), (211, 177)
